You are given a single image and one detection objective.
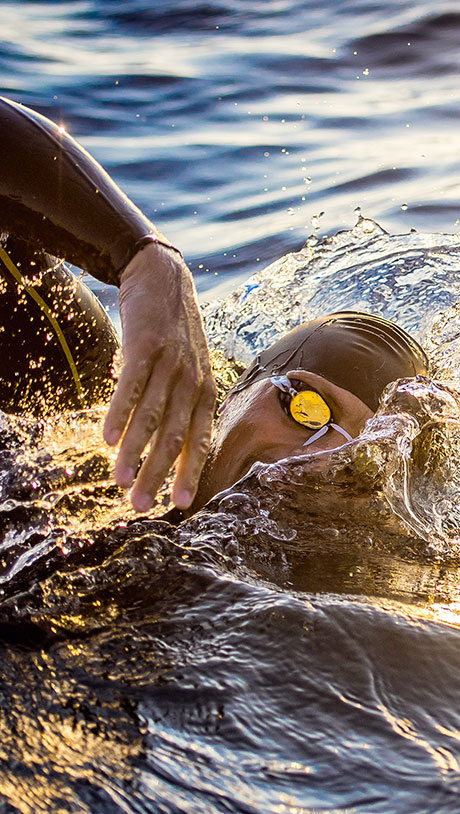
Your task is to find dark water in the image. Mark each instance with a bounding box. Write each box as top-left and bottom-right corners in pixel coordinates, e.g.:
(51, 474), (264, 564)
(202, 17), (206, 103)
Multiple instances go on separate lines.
(3, 1), (460, 812)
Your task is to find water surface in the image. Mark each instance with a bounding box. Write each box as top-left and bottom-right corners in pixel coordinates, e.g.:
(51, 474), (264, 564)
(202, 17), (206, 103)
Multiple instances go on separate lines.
(3, 2), (460, 812)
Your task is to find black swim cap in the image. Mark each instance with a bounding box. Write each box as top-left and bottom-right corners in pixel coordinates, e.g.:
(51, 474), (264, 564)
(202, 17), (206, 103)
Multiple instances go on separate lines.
(231, 311), (428, 412)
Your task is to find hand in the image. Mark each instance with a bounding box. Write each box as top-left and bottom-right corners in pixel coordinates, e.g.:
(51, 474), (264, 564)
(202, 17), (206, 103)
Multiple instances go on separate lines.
(103, 242), (216, 512)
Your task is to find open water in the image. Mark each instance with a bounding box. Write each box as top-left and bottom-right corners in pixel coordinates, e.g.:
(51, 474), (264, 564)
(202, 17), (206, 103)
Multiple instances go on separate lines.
(3, 1), (460, 812)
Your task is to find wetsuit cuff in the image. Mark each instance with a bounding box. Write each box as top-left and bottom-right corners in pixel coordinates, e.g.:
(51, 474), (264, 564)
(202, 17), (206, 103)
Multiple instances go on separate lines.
(116, 234), (184, 284)
(134, 234), (183, 260)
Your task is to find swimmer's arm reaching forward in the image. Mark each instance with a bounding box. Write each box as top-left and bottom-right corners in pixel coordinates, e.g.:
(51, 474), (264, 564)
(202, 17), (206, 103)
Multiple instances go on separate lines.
(0, 96), (216, 511)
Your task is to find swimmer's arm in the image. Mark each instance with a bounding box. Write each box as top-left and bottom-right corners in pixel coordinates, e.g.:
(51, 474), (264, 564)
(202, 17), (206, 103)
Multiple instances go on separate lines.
(0, 96), (156, 284)
(0, 97), (216, 509)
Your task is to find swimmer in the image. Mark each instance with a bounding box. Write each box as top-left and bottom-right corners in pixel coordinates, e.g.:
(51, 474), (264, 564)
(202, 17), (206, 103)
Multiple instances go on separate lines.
(0, 101), (428, 519)
(190, 311), (428, 512)
(0, 96), (216, 512)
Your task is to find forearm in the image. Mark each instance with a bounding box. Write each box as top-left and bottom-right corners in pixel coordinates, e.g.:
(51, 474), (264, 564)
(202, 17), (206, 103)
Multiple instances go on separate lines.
(0, 97), (215, 511)
(0, 97), (162, 286)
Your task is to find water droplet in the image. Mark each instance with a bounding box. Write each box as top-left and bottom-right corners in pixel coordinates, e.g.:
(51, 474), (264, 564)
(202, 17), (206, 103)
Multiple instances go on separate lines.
(311, 211), (325, 230)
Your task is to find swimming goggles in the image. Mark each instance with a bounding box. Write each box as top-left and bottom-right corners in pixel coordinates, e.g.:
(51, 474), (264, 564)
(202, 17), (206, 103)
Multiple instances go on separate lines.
(270, 375), (353, 448)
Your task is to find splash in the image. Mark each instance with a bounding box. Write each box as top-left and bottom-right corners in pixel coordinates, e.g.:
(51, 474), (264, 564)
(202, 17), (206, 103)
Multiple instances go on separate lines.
(207, 376), (460, 560)
(2, 219), (460, 594)
(200, 218), (460, 558)
(374, 377), (460, 554)
(0, 407), (139, 588)
(204, 216), (460, 373)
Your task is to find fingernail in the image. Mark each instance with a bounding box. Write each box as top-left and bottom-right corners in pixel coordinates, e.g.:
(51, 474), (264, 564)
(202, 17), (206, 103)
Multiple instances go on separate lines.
(115, 466), (135, 488)
(106, 428), (122, 446)
(132, 492), (152, 513)
(174, 489), (193, 509)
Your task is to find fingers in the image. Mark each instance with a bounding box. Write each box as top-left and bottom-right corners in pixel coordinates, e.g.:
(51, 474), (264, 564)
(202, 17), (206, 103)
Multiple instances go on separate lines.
(103, 347), (156, 447)
(129, 373), (216, 513)
(105, 243), (216, 513)
(113, 350), (177, 488)
(172, 378), (216, 509)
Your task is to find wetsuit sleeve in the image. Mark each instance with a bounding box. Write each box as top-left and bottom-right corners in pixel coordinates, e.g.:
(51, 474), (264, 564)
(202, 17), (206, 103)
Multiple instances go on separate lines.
(0, 97), (158, 286)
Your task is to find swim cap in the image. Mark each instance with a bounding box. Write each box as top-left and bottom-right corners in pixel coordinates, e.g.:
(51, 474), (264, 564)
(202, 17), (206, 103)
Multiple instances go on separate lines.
(231, 311), (428, 412)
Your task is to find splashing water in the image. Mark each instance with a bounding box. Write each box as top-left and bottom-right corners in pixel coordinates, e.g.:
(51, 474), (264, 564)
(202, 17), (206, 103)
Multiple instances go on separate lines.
(3, 219), (460, 585)
(2, 222), (460, 813)
(208, 377), (460, 558)
(202, 218), (460, 560)
(375, 377), (460, 553)
(0, 407), (140, 590)
(204, 216), (460, 368)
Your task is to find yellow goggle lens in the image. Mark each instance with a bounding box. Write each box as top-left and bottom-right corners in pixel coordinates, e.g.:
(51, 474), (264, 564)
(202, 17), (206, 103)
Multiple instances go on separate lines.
(290, 390), (331, 429)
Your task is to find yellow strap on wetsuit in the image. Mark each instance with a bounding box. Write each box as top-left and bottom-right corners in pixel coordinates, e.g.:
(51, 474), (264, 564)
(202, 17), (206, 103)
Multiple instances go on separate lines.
(0, 246), (83, 397)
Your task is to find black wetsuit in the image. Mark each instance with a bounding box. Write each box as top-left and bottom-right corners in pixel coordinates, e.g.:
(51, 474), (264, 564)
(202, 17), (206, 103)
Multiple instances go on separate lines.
(0, 96), (158, 413)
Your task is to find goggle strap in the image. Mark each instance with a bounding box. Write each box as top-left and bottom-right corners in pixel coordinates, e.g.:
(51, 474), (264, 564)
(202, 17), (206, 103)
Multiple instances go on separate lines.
(302, 425), (329, 447)
(270, 374), (296, 397)
(330, 422), (353, 442)
(302, 422), (352, 447)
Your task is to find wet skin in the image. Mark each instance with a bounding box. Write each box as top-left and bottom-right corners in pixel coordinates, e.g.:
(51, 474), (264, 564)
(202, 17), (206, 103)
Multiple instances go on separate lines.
(191, 369), (373, 512)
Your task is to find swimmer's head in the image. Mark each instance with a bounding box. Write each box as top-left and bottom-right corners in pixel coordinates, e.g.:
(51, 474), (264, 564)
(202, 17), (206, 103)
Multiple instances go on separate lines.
(191, 311), (428, 511)
(229, 311), (428, 412)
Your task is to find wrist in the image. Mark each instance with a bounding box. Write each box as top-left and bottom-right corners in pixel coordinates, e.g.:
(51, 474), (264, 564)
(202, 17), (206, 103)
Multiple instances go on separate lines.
(132, 233), (183, 261)
(117, 233), (183, 286)
(120, 236), (186, 287)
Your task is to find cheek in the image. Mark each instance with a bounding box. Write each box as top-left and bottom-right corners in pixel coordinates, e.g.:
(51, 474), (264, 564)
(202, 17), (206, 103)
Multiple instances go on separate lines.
(209, 408), (258, 465)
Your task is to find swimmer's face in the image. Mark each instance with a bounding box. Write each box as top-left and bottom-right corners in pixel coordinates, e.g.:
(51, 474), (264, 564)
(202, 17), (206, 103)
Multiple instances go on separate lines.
(191, 370), (373, 512)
